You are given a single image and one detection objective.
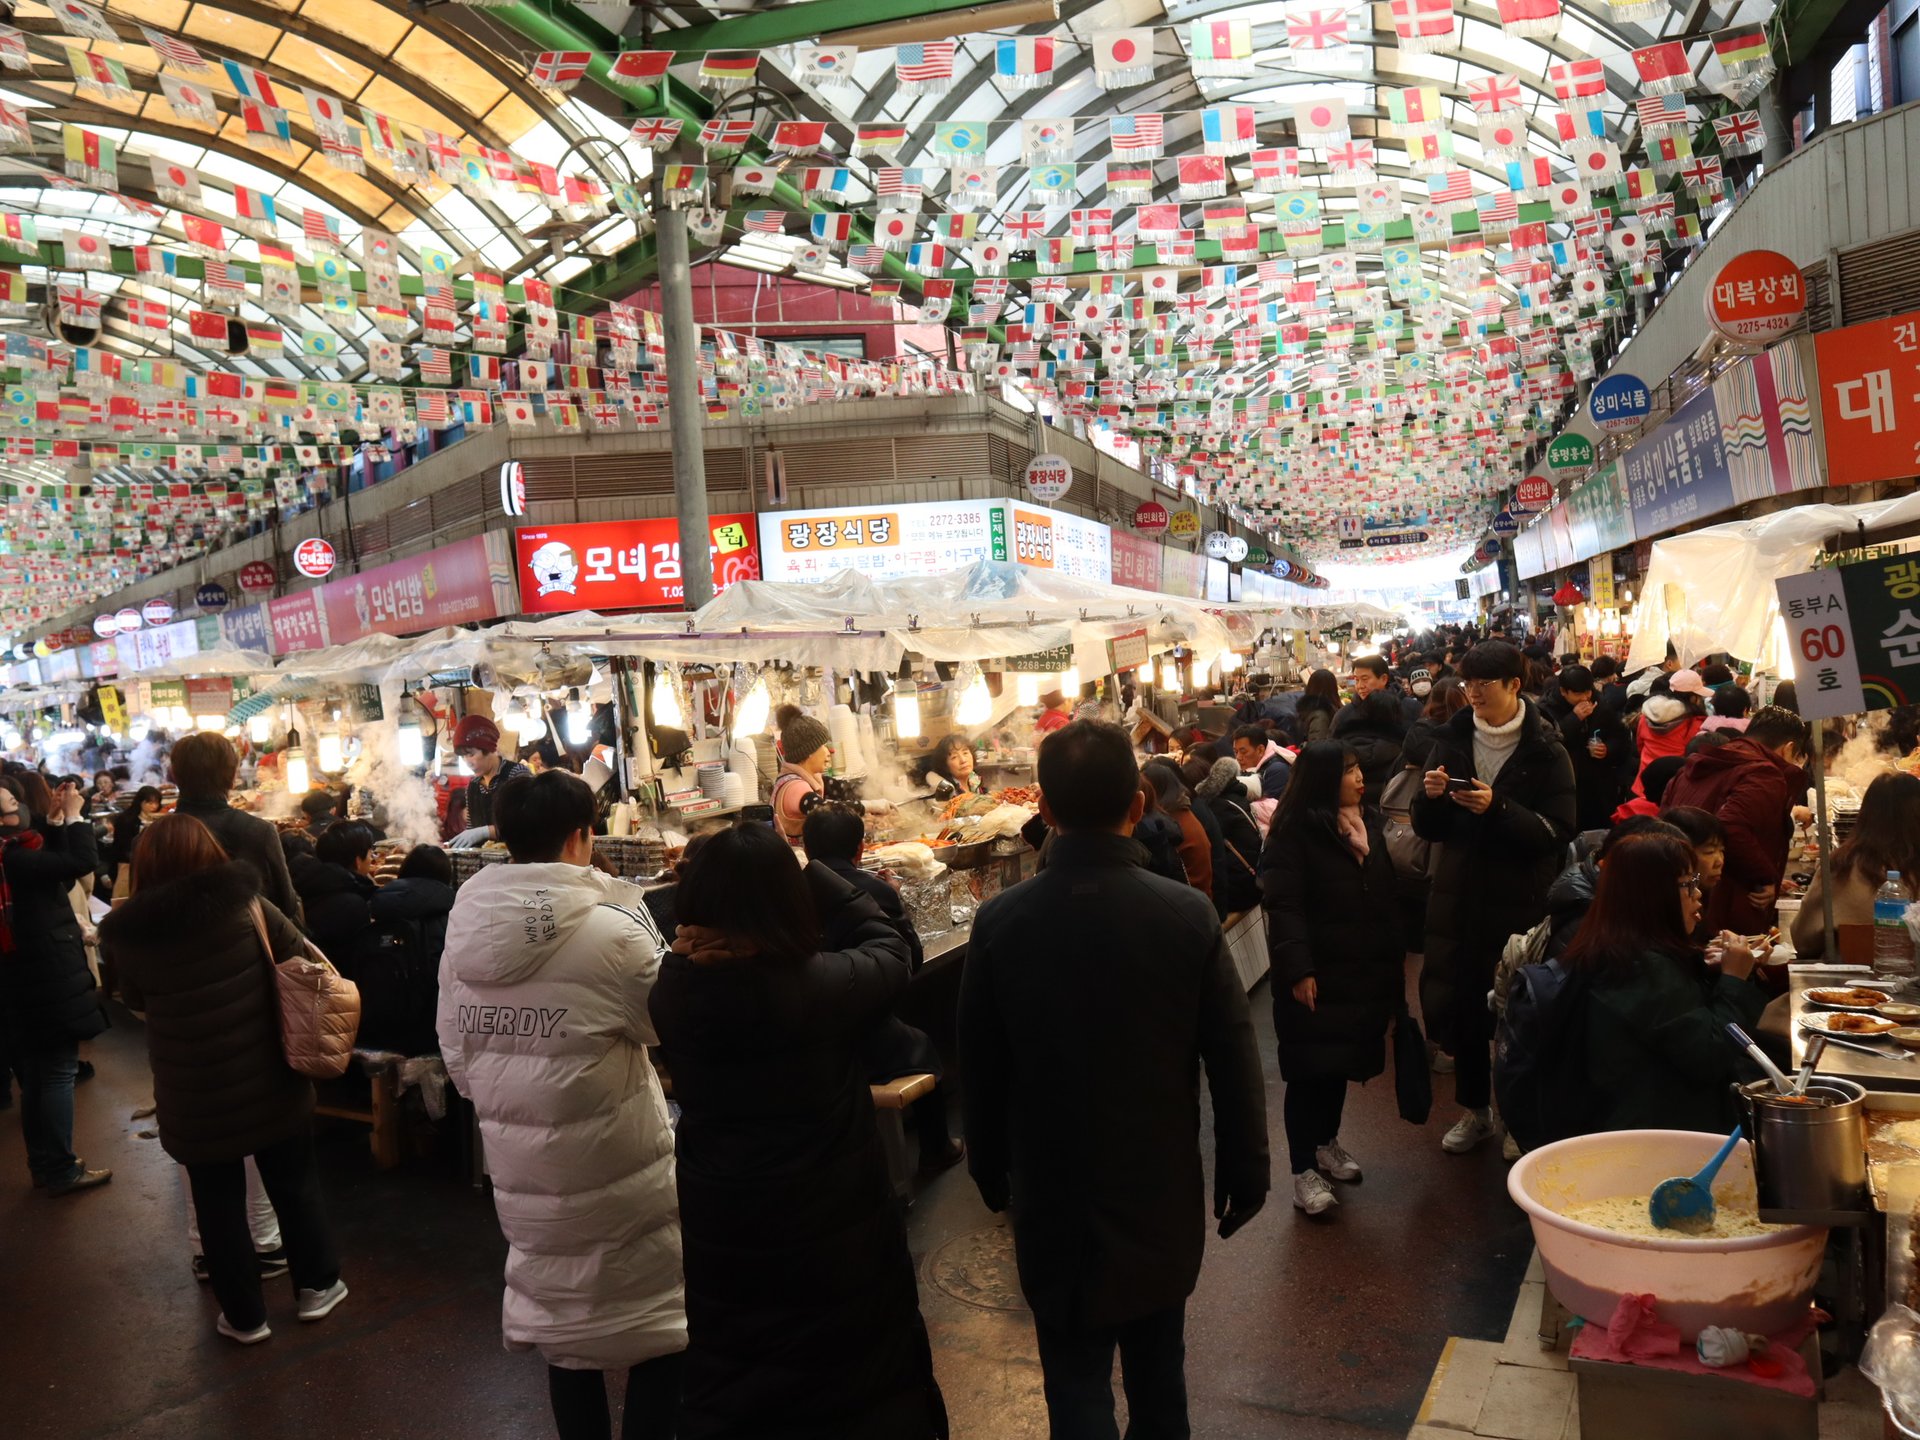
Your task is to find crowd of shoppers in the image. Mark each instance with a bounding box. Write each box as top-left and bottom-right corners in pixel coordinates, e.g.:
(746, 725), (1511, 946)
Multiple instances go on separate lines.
(0, 628), (1857, 1439)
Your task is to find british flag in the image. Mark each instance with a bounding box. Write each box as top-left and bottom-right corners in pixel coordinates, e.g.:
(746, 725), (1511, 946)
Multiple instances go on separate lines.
(1003, 211), (1048, 241)
(1712, 110), (1765, 154)
(1326, 140), (1375, 175)
(628, 118), (683, 150)
(1286, 7), (1349, 49)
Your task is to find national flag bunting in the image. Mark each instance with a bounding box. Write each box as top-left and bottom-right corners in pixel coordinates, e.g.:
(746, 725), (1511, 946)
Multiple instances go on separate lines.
(1632, 41), (1692, 95)
(1494, 0), (1560, 37)
(1390, 0), (1456, 51)
(894, 41), (956, 95)
(1188, 19), (1254, 76)
(697, 52), (759, 93)
(994, 37), (1055, 88)
(530, 52), (591, 91)
(1092, 28), (1155, 88)
(609, 51), (673, 82)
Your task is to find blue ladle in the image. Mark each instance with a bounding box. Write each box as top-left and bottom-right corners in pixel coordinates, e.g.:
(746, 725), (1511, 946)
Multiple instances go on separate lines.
(1648, 1128), (1744, 1234)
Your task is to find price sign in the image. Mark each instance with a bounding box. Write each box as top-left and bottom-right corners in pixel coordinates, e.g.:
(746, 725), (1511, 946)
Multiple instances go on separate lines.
(1024, 453), (1072, 503)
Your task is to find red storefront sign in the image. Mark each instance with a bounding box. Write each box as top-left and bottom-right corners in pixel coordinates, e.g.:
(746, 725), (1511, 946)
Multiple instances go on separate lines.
(1815, 309), (1920, 487)
(267, 590), (326, 653)
(238, 560), (276, 593)
(1703, 250), (1805, 345)
(1515, 474), (1554, 510)
(1132, 500), (1170, 534)
(1110, 530), (1161, 592)
(321, 534), (505, 643)
(515, 513), (760, 614)
(293, 538), (337, 578)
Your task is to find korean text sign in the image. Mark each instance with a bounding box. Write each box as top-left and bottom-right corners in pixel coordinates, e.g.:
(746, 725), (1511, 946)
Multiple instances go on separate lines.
(757, 500), (1007, 583)
(516, 514), (759, 614)
(1775, 554), (1920, 719)
(320, 535), (504, 643)
(1814, 309), (1920, 487)
(1622, 384), (1734, 539)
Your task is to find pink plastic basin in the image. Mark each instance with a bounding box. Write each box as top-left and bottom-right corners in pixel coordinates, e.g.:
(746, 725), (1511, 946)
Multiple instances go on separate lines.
(1508, 1129), (1828, 1340)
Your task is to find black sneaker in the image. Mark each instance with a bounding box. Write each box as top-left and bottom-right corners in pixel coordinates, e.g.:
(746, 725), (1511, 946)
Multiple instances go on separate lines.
(255, 1249), (290, 1280)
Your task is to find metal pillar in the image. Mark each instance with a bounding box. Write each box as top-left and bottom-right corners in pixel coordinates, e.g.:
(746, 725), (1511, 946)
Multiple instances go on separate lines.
(1757, 79), (1792, 171)
(656, 206), (714, 610)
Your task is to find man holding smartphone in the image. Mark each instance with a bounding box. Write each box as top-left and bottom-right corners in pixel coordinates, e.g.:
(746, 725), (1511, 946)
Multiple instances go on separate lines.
(1412, 642), (1577, 1155)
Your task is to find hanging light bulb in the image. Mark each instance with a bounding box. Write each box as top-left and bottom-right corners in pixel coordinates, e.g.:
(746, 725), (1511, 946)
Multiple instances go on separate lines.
(195, 713), (224, 733)
(284, 726), (310, 797)
(893, 687), (922, 740)
(395, 692), (425, 769)
(1222, 651), (1242, 673)
(1058, 665), (1079, 697)
(247, 712), (272, 744)
(735, 675), (771, 735)
(1016, 672), (1040, 706)
(651, 667), (683, 728)
(566, 687), (593, 745)
(955, 668), (992, 726)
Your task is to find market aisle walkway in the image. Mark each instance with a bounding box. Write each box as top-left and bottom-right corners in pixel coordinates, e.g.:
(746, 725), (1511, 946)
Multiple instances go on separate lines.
(0, 976), (1531, 1440)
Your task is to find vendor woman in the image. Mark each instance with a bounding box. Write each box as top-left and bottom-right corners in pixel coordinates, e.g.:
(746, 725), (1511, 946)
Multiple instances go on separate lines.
(918, 733), (984, 797)
(449, 714), (532, 846)
(772, 706), (832, 846)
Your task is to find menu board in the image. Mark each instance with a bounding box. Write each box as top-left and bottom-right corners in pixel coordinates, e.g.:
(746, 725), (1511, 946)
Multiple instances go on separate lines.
(758, 500), (1008, 583)
(516, 514), (759, 614)
(757, 500), (1112, 585)
(321, 534), (510, 644)
(1160, 547), (1206, 599)
(1008, 505), (1113, 583)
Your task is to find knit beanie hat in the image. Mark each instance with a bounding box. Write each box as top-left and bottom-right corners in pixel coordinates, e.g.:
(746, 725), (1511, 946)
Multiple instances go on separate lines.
(452, 714), (500, 754)
(778, 708), (831, 764)
(1196, 755), (1241, 799)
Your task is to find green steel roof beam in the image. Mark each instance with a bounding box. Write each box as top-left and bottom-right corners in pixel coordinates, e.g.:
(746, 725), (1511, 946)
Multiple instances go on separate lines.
(652, 0), (1017, 54)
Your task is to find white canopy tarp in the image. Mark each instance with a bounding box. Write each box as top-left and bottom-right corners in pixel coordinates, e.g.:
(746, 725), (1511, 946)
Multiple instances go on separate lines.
(1625, 492), (1920, 674)
(133, 640), (281, 680)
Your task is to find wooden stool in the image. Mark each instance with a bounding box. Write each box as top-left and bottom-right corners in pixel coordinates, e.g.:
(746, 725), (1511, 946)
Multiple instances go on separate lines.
(314, 1066), (404, 1170)
(872, 1074), (937, 1201)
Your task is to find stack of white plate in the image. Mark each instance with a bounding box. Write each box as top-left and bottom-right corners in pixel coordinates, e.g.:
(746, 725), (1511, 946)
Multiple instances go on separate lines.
(696, 763), (727, 798)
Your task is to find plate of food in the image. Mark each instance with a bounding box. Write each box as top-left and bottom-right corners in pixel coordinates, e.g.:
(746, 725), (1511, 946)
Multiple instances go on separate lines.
(1800, 1011), (1899, 1036)
(1805, 985), (1897, 1011)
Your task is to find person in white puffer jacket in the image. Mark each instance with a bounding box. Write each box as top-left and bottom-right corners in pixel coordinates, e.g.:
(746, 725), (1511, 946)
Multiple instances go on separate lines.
(439, 770), (685, 1440)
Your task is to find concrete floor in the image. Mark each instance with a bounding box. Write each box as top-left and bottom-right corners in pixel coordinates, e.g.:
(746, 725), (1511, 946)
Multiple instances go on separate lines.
(0, 978), (1532, 1440)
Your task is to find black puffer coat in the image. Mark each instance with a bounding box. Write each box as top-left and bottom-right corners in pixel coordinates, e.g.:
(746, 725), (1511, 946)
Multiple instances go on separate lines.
(101, 862), (313, 1164)
(293, 859), (376, 964)
(1260, 809), (1405, 1081)
(648, 865), (946, 1440)
(1411, 701), (1578, 1044)
(0, 820), (105, 1044)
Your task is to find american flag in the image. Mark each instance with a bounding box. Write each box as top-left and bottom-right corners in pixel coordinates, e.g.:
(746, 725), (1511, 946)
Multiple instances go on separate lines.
(140, 26), (208, 70)
(742, 210), (785, 233)
(1110, 114), (1165, 154)
(894, 41), (955, 85)
(1427, 169), (1474, 205)
(847, 244), (886, 271)
(1636, 94), (1689, 131)
(874, 167), (922, 200)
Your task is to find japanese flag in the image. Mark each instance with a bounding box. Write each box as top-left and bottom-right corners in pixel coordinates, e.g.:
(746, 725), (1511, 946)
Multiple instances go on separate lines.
(873, 212), (915, 248)
(1548, 179), (1590, 218)
(1607, 221), (1649, 266)
(1139, 269), (1180, 301)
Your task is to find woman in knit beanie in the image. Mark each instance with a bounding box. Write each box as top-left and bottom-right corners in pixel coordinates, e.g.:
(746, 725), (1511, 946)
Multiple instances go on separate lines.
(772, 705), (833, 845)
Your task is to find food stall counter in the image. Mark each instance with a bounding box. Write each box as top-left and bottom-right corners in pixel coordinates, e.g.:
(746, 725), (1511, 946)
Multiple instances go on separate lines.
(1790, 971), (1920, 1095)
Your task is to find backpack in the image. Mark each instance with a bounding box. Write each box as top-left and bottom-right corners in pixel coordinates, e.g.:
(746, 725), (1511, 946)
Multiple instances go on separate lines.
(346, 914), (441, 1055)
(1493, 954), (1598, 1155)
(1379, 766), (1430, 882)
(1493, 914), (1553, 1020)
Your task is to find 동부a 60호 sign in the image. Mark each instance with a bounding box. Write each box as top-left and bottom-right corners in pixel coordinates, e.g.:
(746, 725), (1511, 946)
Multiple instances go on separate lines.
(1775, 553), (1920, 719)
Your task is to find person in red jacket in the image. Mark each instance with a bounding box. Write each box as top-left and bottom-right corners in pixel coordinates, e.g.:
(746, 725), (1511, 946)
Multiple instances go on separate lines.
(1658, 706), (1810, 935)
(1629, 670), (1708, 797)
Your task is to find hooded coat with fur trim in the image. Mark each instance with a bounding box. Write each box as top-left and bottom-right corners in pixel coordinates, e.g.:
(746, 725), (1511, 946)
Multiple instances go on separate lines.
(438, 860), (684, 1370)
(1631, 695), (1705, 798)
(101, 862), (313, 1165)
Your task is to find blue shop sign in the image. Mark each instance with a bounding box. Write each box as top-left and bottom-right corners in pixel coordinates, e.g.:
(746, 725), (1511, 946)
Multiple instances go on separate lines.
(1589, 372), (1653, 433)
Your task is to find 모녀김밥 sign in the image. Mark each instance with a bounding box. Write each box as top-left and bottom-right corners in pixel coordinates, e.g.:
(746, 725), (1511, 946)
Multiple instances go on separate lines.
(1774, 553), (1920, 718)
(516, 515), (760, 614)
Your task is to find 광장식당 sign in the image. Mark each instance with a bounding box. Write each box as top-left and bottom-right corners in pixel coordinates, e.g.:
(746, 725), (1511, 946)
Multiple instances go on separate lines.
(1774, 553), (1920, 719)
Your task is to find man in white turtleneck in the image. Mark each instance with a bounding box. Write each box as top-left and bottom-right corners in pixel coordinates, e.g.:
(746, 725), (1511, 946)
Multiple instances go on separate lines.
(1412, 641), (1578, 1157)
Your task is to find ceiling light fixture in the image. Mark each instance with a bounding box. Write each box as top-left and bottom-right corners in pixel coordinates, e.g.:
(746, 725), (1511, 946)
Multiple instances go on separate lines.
(818, 0), (1059, 48)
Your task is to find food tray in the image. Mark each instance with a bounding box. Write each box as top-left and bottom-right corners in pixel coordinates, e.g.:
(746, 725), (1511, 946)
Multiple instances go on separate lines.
(592, 835), (670, 879)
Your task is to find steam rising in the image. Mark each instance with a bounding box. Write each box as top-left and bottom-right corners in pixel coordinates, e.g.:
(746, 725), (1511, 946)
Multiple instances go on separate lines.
(341, 681), (442, 849)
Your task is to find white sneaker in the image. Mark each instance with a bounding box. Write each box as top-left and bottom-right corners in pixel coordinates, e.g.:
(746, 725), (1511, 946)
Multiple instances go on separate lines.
(296, 1279), (348, 1322)
(1316, 1141), (1362, 1182)
(1501, 1132), (1522, 1162)
(1292, 1170), (1339, 1216)
(216, 1314), (271, 1345)
(1442, 1110), (1500, 1154)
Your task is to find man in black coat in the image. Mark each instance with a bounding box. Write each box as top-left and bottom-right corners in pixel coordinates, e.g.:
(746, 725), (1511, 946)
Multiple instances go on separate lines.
(802, 806), (963, 1174)
(960, 721), (1269, 1438)
(0, 777), (110, 1193)
(1538, 665), (1639, 834)
(171, 731), (302, 924)
(1413, 642), (1577, 1157)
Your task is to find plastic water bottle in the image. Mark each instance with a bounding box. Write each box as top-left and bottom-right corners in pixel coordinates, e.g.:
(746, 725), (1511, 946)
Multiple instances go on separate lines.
(1874, 871), (1915, 979)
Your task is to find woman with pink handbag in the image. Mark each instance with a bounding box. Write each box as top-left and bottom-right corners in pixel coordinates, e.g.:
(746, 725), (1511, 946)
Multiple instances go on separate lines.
(101, 814), (351, 1345)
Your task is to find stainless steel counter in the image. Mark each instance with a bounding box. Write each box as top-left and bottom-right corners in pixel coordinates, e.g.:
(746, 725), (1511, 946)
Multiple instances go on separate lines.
(1789, 968), (1920, 1093)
